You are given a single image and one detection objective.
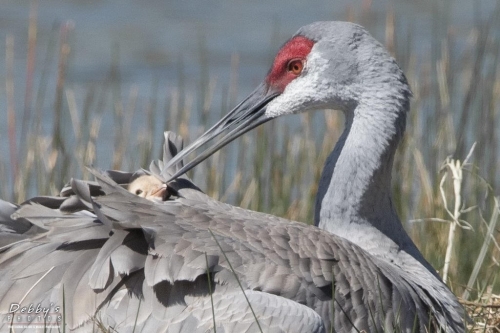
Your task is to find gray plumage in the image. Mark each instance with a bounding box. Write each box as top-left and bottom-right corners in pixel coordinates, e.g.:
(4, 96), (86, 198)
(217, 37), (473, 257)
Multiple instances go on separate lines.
(0, 132), (461, 332)
(0, 21), (468, 333)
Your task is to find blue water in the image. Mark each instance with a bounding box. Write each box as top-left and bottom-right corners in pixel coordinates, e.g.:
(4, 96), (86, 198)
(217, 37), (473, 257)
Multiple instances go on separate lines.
(0, 0), (497, 196)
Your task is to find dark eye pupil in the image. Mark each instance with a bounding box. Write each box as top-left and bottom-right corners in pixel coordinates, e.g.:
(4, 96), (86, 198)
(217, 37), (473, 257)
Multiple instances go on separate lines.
(136, 189), (143, 195)
(288, 60), (302, 74)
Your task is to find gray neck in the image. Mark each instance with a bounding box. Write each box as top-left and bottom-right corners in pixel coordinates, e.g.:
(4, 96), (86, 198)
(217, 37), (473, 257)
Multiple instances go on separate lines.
(314, 96), (439, 277)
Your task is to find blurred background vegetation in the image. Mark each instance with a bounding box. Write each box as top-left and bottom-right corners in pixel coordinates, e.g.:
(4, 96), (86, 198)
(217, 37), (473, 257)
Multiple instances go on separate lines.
(0, 0), (499, 330)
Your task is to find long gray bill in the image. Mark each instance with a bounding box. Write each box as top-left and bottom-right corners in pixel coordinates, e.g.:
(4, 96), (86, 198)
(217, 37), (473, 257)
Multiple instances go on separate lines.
(165, 83), (279, 181)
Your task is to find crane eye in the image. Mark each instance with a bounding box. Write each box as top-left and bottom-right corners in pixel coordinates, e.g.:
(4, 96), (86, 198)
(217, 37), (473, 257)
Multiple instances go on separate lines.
(287, 59), (304, 75)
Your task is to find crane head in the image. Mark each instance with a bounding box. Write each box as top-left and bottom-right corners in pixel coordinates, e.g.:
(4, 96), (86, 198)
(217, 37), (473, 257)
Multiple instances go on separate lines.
(165, 21), (408, 181)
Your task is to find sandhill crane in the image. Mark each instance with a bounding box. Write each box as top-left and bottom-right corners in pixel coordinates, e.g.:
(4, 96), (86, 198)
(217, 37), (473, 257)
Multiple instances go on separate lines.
(0, 22), (467, 332)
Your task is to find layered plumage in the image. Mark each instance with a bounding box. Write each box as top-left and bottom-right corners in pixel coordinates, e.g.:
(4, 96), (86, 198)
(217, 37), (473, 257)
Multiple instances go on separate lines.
(0, 21), (468, 332)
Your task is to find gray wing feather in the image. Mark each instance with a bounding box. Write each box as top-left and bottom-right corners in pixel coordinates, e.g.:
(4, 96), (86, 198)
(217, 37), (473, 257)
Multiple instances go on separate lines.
(0, 131), (464, 333)
(89, 185), (436, 332)
(88, 229), (144, 289)
(0, 200), (43, 247)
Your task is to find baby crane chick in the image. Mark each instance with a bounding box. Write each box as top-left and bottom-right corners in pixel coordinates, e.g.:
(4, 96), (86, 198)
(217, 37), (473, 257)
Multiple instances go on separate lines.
(127, 175), (168, 201)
